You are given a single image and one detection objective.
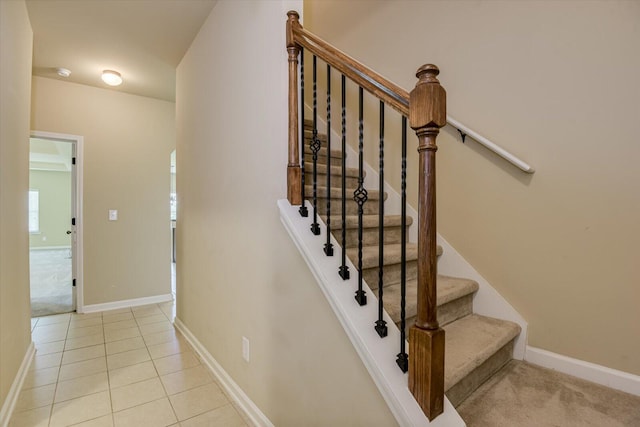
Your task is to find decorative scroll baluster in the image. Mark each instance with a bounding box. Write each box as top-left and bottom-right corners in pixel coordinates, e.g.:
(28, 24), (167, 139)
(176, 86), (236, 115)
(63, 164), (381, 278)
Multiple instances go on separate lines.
(375, 101), (388, 338)
(310, 55), (321, 235)
(354, 86), (367, 306)
(408, 64), (447, 421)
(338, 74), (349, 280)
(298, 48), (308, 217)
(396, 116), (409, 372)
(286, 11), (301, 205)
(324, 65), (334, 256)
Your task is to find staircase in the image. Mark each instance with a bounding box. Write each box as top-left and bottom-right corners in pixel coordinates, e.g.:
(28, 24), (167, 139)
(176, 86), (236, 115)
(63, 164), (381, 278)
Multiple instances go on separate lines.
(304, 120), (521, 409)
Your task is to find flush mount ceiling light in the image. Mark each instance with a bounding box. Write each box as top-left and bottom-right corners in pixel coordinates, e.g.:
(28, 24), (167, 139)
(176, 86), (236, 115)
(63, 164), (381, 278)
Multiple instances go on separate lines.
(101, 70), (123, 86)
(56, 68), (71, 77)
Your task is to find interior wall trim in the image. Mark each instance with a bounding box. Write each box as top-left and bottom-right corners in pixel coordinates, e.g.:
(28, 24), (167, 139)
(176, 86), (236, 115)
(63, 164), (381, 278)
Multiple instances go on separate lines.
(525, 346), (640, 397)
(0, 342), (35, 427)
(81, 293), (173, 314)
(174, 318), (275, 427)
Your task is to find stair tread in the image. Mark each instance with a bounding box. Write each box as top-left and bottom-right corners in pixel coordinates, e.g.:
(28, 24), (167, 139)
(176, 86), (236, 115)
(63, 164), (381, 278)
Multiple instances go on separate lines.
(346, 243), (443, 269)
(304, 163), (360, 178)
(347, 243), (417, 268)
(304, 147), (343, 159)
(305, 185), (385, 200)
(325, 214), (413, 229)
(443, 314), (521, 391)
(383, 276), (479, 323)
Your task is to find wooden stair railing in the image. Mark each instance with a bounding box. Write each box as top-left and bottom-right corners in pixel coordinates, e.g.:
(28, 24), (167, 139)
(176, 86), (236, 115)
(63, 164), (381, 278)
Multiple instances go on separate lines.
(286, 11), (447, 421)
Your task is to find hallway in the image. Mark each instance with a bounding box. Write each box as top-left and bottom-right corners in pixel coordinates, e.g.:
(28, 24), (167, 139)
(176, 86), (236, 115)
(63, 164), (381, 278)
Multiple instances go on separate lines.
(10, 302), (247, 426)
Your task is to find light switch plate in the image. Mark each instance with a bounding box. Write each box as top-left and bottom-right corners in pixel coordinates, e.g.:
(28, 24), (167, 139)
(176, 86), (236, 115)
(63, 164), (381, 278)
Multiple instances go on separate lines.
(109, 210), (118, 221)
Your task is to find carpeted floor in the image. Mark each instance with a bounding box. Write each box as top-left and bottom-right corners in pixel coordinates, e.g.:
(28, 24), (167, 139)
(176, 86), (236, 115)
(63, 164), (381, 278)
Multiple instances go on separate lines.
(457, 360), (640, 426)
(30, 248), (73, 317)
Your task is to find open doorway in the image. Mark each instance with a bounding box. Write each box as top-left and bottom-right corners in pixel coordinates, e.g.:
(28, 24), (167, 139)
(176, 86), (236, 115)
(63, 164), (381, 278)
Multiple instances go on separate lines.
(29, 132), (83, 317)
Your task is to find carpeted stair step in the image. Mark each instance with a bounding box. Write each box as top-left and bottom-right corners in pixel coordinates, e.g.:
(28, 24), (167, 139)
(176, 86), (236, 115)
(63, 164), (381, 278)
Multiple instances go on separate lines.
(306, 185), (384, 201)
(443, 314), (521, 407)
(347, 244), (409, 287)
(307, 185), (386, 216)
(325, 214), (412, 248)
(383, 276), (479, 329)
(304, 146), (344, 167)
(346, 243), (443, 287)
(304, 163), (361, 189)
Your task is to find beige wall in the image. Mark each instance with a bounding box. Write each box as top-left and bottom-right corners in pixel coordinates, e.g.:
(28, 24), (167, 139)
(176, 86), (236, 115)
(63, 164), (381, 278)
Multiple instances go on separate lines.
(0, 0), (33, 408)
(176, 1), (398, 425)
(29, 170), (72, 248)
(31, 77), (175, 306)
(305, 0), (640, 375)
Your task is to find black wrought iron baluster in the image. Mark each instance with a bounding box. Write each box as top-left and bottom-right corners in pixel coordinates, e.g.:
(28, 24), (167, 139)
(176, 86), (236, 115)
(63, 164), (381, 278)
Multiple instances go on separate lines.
(354, 87), (367, 306)
(396, 116), (409, 372)
(298, 47), (308, 217)
(310, 55), (321, 235)
(375, 101), (388, 338)
(339, 74), (349, 280)
(324, 64), (334, 256)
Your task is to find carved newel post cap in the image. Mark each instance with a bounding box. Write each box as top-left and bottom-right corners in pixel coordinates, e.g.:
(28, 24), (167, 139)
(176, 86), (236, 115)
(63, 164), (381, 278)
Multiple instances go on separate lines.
(287, 10), (300, 20)
(416, 64), (440, 83)
(410, 64), (446, 130)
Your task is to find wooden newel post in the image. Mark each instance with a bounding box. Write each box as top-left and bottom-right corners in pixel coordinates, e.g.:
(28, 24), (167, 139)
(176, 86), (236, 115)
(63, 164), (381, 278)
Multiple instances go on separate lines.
(408, 64), (447, 421)
(286, 11), (302, 205)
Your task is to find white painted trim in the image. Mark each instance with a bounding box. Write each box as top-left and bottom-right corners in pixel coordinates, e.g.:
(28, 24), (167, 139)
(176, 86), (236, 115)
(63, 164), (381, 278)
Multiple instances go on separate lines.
(436, 234), (528, 360)
(29, 246), (71, 251)
(81, 294), (173, 314)
(174, 318), (275, 427)
(0, 342), (35, 427)
(278, 200), (465, 427)
(525, 346), (640, 397)
(30, 131), (84, 313)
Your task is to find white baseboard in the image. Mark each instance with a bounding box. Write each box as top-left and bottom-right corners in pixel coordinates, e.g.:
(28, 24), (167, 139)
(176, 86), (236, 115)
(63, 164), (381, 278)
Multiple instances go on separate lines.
(173, 318), (274, 427)
(29, 246), (71, 251)
(0, 342), (35, 427)
(525, 346), (640, 397)
(81, 293), (173, 314)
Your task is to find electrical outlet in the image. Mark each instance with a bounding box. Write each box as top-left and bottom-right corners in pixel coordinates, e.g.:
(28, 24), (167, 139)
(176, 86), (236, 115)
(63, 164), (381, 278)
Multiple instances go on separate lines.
(242, 337), (250, 362)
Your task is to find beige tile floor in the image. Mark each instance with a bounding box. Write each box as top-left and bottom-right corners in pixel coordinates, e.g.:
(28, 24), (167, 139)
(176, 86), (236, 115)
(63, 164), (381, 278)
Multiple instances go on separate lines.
(10, 301), (248, 427)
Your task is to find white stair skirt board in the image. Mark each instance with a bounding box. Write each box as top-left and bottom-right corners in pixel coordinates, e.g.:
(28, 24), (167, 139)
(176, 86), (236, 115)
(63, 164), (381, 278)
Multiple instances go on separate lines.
(306, 105), (528, 360)
(436, 235), (528, 360)
(80, 293), (173, 314)
(525, 346), (640, 397)
(0, 342), (35, 427)
(278, 199), (465, 427)
(174, 318), (275, 427)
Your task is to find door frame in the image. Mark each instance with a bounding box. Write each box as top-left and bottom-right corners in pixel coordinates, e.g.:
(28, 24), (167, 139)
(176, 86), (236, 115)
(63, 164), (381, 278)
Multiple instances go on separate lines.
(30, 130), (85, 313)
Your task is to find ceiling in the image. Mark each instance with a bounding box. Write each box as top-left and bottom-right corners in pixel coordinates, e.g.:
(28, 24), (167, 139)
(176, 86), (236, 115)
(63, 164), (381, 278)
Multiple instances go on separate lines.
(30, 137), (73, 172)
(26, 0), (217, 102)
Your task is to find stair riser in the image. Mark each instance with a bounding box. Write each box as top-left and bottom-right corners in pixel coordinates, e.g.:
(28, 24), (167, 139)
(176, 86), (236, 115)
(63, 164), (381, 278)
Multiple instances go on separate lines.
(445, 339), (516, 408)
(362, 260), (417, 288)
(400, 294), (474, 333)
(313, 198), (380, 215)
(331, 226), (405, 248)
(305, 173), (359, 189)
(304, 154), (343, 167)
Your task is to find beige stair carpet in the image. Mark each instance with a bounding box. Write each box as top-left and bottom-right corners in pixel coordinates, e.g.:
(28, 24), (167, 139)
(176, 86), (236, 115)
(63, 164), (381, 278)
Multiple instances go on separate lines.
(458, 360), (640, 427)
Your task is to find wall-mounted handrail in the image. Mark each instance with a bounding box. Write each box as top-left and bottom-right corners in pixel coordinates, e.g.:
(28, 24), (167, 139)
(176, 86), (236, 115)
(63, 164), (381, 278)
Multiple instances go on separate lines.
(290, 13), (534, 176)
(447, 115), (535, 174)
